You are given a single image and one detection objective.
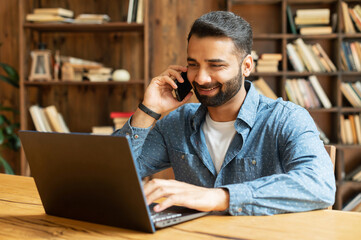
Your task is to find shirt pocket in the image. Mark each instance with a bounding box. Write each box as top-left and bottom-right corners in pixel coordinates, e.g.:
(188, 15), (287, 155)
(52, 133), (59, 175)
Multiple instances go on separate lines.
(231, 156), (262, 182)
(168, 148), (212, 186)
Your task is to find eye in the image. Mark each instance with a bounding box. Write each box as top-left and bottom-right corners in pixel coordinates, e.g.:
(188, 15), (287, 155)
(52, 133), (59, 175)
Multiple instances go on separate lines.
(211, 64), (225, 68)
(187, 63), (199, 68)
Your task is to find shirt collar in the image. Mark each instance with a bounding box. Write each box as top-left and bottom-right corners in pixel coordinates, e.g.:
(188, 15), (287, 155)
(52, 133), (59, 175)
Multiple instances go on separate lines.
(191, 80), (260, 131)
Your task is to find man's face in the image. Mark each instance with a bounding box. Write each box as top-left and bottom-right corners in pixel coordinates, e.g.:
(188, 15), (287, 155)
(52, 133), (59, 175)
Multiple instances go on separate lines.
(187, 36), (244, 107)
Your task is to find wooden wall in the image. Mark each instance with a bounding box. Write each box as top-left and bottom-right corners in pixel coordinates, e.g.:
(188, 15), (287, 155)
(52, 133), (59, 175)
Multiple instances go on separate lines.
(0, 0), (225, 175)
(0, 0), (20, 173)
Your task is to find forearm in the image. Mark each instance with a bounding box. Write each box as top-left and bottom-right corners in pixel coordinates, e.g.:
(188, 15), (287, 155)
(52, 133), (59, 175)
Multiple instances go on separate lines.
(222, 169), (335, 216)
(130, 107), (157, 128)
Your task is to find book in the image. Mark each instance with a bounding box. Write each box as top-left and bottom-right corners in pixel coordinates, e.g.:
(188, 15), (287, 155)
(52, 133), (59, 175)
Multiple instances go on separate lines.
(286, 43), (305, 72)
(349, 8), (361, 32)
(33, 8), (74, 18)
(340, 114), (347, 144)
(299, 26), (332, 35)
(344, 117), (354, 144)
(91, 126), (114, 135)
(349, 115), (358, 144)
(253, 78), (277, 100)
(295, 17), (329, 25)
(308, 75), (332, 108)
(29, 105), (49, 132)
(285, 80), (298, 105)
(346, 164), (361, 181)
(305, 80), (321, 108)
(26, 14), (74, 23)
(260, 53), (282, 61)
(256, 65), (278, 72)
(110, 112), (134, 129)
(311, 45), (331, 72)
(350, 42), (361, 71)
(354, 114), (361, 144)
(44, 105), (70, 133)
(73, 14), (110, 24)
(341, 1), (356, 34)
(296, 8), (330, 19)
(287, 5), (297, 34)
(295, 38), (321, 72)
(315, 43), (337, 72)
(340, 82), (361, 107)
(136, 0), (144, 23)
(127, 0), (135, 23)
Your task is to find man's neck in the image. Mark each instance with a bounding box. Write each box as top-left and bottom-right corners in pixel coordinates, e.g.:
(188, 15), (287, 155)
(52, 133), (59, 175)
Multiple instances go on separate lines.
(207, 85), (247, 122)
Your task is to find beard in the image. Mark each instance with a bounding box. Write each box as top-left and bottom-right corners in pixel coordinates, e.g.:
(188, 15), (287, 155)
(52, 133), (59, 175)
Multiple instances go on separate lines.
(193, 69), (243, 107)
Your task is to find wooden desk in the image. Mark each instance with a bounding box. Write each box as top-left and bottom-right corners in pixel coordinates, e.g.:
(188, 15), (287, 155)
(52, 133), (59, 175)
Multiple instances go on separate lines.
(1, 174), (360, 240)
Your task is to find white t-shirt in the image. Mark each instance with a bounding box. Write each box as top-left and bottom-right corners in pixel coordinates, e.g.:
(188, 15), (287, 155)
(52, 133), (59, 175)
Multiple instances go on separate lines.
(202, 113), (236, 174)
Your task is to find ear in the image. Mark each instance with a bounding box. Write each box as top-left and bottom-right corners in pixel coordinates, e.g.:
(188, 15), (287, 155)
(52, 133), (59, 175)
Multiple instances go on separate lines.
(242, 54), (254, 77)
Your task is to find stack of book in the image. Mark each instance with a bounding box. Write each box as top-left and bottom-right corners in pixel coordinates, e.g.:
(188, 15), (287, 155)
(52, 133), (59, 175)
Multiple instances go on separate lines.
(255, 53), (281, 73)
(294, 8), (332, 35)
(26, 8), (74, 23)
(341, 41), (361, 71)
(341, 1), (361, 34)
(340, 81), (361, 107)
(286, 38), (337, 73)
(110, 112), (134, 130)
(285, 75), (332, 109)
(252, 78), (277, 100)
(29, 105), (70, 133)
(340, 114), (361, 145)
(73, 14), (110, 24)
(84, 68), (112, 82)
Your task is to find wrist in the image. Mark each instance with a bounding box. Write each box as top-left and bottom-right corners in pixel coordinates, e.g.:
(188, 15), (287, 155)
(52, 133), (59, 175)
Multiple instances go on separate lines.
(138, 102), (161, 120)
(213, 188), (230, 211)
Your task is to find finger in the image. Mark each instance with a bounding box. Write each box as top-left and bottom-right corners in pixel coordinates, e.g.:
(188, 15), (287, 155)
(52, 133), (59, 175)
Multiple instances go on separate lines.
(168, 65), (187, 73)
(153, 195), (181, 212)
(153, 75), (178, 89)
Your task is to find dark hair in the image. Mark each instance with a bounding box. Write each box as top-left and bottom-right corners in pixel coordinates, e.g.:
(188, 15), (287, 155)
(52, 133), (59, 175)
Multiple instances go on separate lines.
(187, 11), (253, 56)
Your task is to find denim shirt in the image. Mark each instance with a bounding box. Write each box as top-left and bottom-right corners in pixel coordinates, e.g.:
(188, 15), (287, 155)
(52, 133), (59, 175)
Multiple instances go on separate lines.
(113, 81), (336, 216)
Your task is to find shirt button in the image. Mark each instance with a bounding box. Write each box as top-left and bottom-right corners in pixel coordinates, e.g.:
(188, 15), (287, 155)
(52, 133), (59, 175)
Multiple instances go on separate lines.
(181, 155), (185, 159)
(252, 160), (256, 165)
(134, 134), (139, 139)
(126, 132), (130, 136)
(238, 208), (242, 212)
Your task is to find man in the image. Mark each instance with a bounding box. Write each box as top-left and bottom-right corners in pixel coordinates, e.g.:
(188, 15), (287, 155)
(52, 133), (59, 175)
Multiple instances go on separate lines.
(113, 11), (335, 215)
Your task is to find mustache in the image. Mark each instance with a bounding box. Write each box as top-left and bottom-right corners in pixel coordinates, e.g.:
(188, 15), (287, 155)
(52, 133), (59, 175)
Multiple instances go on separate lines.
(193, 82), (222, 89)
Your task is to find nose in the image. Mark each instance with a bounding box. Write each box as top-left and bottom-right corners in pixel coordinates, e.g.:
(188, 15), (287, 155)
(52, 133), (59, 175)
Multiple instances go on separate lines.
(194, 68), (212, 86)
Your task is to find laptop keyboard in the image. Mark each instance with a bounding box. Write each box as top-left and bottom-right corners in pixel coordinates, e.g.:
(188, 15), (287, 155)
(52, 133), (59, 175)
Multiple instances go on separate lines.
(151, 211), (182, 223)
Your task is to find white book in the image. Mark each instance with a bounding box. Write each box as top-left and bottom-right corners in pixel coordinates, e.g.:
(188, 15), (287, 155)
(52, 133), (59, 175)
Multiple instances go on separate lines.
(127, 0), (135, 23)
(309, 75), (332, 108)
(296, 8), (330, 19)
(286, 43), (305, 72)
(29, 105), (46, 132)
(295, 38), (322, 72)
(344, 118), (354, 145)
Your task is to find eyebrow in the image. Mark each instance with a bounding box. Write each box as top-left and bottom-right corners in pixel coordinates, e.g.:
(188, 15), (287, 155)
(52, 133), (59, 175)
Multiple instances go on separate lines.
(187, 57), (227, 63)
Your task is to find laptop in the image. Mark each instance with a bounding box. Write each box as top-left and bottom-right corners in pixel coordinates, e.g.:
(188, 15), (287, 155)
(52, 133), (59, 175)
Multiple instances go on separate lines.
(19, 131), (208, 233)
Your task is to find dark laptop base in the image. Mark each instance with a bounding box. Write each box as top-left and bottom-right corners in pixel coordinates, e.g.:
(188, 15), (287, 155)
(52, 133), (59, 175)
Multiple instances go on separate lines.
(19, 131), (208, 233)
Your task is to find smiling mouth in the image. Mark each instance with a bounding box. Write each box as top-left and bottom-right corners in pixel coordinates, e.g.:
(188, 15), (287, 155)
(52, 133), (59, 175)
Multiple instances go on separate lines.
(197, 86), (220, 95)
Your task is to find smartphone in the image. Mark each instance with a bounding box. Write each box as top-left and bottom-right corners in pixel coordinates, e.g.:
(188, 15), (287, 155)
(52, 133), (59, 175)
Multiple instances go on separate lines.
(174, 72), (193, 102)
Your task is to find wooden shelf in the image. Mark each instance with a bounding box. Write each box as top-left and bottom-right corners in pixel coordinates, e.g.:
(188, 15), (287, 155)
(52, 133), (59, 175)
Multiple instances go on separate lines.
(23, 22), (144, 32)
(24, 80), (145, 86)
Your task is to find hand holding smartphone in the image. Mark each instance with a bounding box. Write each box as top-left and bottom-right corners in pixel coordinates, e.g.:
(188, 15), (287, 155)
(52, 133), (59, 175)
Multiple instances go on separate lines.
(174, 72), (193, 102)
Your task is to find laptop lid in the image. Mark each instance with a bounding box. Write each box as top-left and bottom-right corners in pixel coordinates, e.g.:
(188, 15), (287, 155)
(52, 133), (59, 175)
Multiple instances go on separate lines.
(19, 131), (155, 233)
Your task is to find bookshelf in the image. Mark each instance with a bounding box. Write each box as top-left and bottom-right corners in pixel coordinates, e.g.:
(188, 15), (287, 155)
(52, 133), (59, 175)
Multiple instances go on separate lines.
(18, 0), (149, 175)
(227, 0), (361, 210)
